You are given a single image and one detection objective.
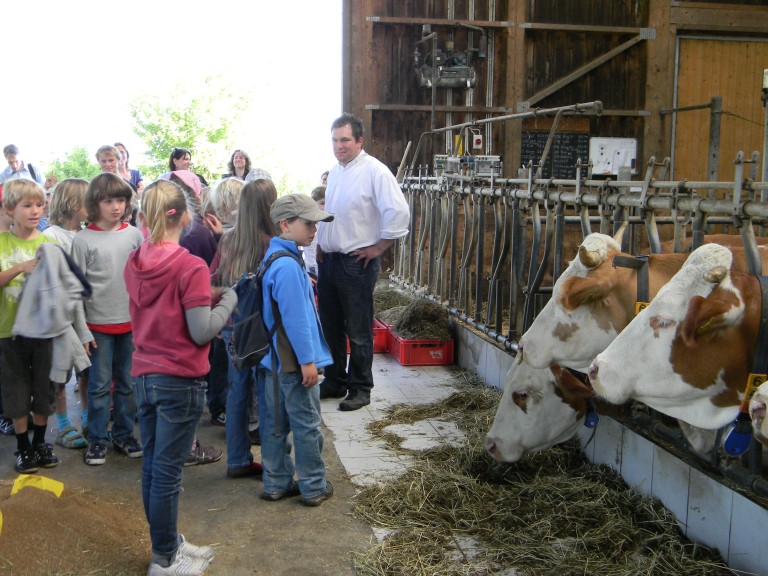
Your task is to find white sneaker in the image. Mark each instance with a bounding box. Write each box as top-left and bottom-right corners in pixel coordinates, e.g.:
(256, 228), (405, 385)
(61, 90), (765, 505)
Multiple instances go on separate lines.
(147, 555), (210, 576)
(178, 534), (215, 561)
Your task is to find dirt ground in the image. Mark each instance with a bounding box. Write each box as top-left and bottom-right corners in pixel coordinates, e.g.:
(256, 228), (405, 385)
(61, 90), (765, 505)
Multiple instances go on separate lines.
(0, 403), (373, 576)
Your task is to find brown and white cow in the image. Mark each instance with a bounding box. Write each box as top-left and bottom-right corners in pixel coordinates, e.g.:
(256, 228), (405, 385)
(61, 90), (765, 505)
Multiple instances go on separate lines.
(484, 362), (621, 462)
(518, 232), (768, 372)
(588, 243), (759, 430)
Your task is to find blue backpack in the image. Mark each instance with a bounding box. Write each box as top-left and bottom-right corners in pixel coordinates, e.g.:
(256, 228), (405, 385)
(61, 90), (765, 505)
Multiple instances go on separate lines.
(229, 250), (304, 370)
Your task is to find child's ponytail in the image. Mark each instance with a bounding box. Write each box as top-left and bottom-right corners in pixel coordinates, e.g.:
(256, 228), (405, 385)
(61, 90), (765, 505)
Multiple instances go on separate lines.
(140, 180), (188, 244)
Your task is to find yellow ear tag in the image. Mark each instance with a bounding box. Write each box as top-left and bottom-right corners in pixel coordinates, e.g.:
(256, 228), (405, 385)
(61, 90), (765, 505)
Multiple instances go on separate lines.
(11, 474), (64, 498)
(745, 373), (767, 402)
(634, 301), (649, 315)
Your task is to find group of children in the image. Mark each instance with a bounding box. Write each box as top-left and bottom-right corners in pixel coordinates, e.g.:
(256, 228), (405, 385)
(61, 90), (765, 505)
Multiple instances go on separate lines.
(0, 152), (334, 575)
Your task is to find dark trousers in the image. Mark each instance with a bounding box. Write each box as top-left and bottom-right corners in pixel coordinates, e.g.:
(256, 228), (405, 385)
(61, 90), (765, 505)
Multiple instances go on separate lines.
(317, 252), (379, 394)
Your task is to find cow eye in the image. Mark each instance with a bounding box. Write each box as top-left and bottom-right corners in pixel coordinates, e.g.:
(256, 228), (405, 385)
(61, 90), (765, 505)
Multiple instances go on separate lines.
(512, 390), (529, 411)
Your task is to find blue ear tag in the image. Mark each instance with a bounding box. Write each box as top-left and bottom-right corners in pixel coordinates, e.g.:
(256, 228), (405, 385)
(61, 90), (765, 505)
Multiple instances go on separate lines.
(722, 414), (753, 457)
(584, 410), (600, 428)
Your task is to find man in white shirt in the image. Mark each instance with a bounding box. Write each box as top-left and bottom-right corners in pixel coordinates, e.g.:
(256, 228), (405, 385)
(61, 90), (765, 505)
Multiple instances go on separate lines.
(316, 113), (410, 411)
(0, 144), (45, 186)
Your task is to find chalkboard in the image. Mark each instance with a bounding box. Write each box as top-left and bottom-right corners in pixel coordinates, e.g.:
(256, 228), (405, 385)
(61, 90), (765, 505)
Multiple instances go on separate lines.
(520, 131), (590, 179)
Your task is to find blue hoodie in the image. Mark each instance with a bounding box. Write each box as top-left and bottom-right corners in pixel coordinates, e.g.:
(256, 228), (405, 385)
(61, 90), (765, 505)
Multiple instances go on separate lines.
(259, 236), (332, 372)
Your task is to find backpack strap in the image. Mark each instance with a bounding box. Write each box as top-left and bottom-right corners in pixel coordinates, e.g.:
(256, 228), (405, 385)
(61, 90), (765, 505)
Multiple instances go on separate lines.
(27, 163), (37, 183)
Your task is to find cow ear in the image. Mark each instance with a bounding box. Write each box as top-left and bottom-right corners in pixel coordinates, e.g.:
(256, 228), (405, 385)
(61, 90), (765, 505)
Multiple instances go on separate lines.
(681, 294), (738, 346)
(550, 364), (594, 399)
(559, 275), (611, 311)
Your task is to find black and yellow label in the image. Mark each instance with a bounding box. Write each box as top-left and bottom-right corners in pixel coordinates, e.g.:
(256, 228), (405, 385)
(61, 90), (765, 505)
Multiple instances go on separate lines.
(745, 373), (767, 401)
(635, 301), (649, 315)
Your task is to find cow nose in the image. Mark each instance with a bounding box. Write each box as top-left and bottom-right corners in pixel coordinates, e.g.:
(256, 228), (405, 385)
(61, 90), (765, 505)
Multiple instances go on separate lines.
(749, 398), (766, 421)
(588, 363), (599, 382)
(484, 437), (498, 457)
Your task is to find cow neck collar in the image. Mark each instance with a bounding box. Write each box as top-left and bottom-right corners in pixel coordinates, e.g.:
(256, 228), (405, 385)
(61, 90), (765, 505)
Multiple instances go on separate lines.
(611, 254), (650, 311)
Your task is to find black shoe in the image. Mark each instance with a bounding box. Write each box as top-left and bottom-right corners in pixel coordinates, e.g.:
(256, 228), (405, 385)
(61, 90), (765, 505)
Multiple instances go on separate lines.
(339, 390), (370, 411)
(227, 461), (263, 478)
(319, 382), (347, 399)
(260, 481), (301, 502)
(249, 426), (261, 446)
(33, 443), (59, 468)
(300, 480), (334, 507)
(211, 412), (226, 427)
(15, 447), (39, 474)
(85, 442), (107, 466)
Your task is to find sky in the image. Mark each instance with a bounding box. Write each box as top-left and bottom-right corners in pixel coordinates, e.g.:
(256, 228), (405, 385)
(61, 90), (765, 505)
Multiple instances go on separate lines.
(5, 1), (342, 190)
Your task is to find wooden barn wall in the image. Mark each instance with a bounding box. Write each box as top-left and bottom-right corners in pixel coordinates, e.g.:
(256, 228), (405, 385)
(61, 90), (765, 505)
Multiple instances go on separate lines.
(344, 0), (768, 181)
(674, 37), (768, 182)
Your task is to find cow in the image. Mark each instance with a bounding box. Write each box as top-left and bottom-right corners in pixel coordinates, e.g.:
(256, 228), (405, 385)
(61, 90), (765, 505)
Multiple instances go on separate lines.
(485, 363), (627, 462)
(588, 243), (759, 430)
(518, 231), (768, 372)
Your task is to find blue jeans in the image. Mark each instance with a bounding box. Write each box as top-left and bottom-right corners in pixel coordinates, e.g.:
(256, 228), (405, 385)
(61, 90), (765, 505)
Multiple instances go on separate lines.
(222, 327), (255, 469)
(258, 369), (327, 498)
(317, 253), (379, 394)
(88, 331), (136, 444)
(134, 374), (205, 567)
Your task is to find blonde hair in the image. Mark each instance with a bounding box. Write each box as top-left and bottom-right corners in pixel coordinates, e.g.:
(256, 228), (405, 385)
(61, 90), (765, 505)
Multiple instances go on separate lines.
(140, 180), (189, 244)
(210, 178), (244, 224)
(215, 179), (277, 286)
(3, 179), (45, 211)
(49, 178), (88, 226)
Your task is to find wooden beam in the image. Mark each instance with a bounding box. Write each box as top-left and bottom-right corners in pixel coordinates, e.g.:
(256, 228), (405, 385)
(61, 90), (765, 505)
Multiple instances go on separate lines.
(365, 104), (511, 113)
(670, 3), (768, 33)
(506, 0), (527, 177)
(644, 0), (676, 167)
(366, 16), (513, 29)
(520, 22), (648, 35)
(525, 35), (645, 108)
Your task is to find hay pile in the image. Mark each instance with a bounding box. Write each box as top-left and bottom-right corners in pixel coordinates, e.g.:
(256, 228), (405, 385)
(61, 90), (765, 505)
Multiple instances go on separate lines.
(352, 372), (736, 576)
(392, 299), (453, 341)
(377, 305), (407, 327)
(374, 286), (414, 316)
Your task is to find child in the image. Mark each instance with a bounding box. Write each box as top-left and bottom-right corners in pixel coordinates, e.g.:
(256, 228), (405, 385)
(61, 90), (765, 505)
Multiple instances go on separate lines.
(0, 179), (59, 473)
(71, 173), (143, 465)
(43, 178), (90, 449)
(125, 179), (236, 576)
(302, 185), (326, 278)
(213, 179), (276, 478)
(258, 193), (334, 505)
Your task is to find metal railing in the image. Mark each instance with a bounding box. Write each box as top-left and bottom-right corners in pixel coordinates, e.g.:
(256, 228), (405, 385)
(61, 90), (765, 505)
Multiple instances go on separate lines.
(389, 145), (768, 498)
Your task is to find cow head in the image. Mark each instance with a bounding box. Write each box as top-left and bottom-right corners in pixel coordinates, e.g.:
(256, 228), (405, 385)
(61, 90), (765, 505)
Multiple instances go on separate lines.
(484, 362), (586, 462)
(518, 229), (634, 371)
(588, 243), (742, 429)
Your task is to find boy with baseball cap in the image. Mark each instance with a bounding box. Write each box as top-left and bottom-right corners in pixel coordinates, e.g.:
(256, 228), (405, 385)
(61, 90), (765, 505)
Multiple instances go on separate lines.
(257, 193), (335, 505)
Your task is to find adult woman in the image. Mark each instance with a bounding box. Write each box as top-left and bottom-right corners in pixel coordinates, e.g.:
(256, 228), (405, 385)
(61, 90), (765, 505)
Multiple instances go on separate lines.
(169, 147), (208, 187)
(224, 150), (251, 180)
(114, 142), (144, 196)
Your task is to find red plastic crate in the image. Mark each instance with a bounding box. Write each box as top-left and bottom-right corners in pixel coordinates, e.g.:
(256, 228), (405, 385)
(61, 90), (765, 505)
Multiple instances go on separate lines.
(387, 332), (455, 366)
(347, 319), (389, 353)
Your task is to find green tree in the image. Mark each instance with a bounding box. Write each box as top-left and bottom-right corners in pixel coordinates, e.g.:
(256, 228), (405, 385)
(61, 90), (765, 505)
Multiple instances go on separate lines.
(48, 146), (101, 180)
(130, 77), (248, 183)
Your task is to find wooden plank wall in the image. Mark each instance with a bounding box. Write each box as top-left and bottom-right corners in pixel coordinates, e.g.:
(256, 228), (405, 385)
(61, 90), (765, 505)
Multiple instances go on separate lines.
(342, 0), (768, 180)
(674, 37), (768, 182)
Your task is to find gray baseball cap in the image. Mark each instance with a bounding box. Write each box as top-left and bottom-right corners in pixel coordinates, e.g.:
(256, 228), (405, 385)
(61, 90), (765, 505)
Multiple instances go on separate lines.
(271, 193), (334, 223)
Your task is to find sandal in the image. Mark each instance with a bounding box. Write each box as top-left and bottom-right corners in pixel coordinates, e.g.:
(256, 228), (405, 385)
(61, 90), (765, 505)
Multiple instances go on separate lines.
(56, 425), (87, 449)
(184, 440), (223, 466)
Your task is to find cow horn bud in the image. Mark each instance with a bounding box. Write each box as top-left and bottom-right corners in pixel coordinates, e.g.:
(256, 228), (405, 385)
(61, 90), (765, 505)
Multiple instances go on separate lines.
(578, 245), (604, 269)
(612, 221), (628, 245)
(703, 266), (728, 284)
